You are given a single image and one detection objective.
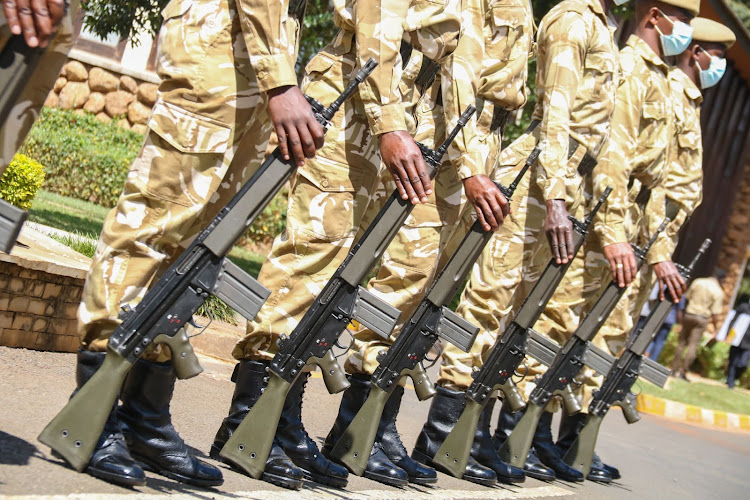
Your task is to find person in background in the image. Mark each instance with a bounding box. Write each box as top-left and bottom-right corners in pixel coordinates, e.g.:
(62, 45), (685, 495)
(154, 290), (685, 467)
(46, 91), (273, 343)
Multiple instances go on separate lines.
(717, 299), (750, 389)
(645, 283), (685, 363)
(671, 269), (725, 380)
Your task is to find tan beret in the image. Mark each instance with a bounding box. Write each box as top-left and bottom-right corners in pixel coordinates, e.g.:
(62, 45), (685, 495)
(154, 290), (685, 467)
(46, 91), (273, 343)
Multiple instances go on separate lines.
(658, 0), (701, 18)
(692, 17), (737, 48)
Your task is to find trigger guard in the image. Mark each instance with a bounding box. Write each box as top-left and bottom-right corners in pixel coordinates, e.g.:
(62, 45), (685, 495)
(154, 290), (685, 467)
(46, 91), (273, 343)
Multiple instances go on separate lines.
(513, 361), (530, 382)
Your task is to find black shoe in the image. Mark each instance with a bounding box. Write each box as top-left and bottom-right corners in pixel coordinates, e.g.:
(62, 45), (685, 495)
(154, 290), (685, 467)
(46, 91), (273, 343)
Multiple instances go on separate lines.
(557, 412), (615, 483)
(493, 401), (555, 481)
(73, 350), (146, 487)
(118, 358), (223, 488)
(323, 374), (408, 487)
(533, 412), (583, 483)
(380, 384), (437, 485)
(210, 360), (304, 490)
(472, 399), (524, 484)
(277, 372), (349, 488)
(412, 385), (497, 487)
(593, 452), (620, 480)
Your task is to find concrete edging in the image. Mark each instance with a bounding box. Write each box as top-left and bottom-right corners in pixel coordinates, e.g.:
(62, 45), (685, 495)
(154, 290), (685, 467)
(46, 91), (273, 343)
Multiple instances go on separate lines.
(636, 393), (750, 432)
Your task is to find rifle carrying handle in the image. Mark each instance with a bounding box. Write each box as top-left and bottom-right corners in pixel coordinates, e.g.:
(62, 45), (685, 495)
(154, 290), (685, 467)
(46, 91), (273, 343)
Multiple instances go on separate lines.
(403, 363), (436, 401)
(310, 350), (350, 394)
(617, 392), (641, 424)
(154, 329), (203, 380)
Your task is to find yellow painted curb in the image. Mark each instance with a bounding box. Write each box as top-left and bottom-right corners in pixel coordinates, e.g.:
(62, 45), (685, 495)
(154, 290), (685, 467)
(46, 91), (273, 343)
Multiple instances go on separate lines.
(636, 393), (750, 432)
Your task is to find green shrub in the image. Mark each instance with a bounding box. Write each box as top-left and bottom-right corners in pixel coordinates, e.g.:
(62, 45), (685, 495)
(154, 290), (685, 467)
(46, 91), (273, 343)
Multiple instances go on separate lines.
(21, 108), (143, 207)
(0, 154), (46, 209)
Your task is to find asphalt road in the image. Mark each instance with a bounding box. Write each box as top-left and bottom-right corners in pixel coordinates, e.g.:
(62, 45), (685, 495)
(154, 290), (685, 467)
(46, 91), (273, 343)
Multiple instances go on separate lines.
(1, 346), (749, 499)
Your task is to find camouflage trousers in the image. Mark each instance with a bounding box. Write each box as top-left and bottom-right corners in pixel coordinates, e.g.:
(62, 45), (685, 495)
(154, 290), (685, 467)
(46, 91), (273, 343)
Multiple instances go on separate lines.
(439, 127), (592, 390)
(78, 0), (292, 360)
(233, 32), (390, 360)
(344, 91), (503, 376)
(0, 1), (77, 175)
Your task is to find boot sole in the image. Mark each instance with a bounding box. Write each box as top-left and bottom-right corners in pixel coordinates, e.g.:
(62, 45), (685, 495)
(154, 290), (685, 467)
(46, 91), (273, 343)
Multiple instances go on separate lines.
(495, 473), (526, 485)
(363, 470), (409, 487)
(587, 474), (613, 484)
(408, 475), (438, 486)
(85, 466), (147, 488)
(301, 469), (348, 489)
(412, 449), (496, 487)
(525, 469), (556, 482)
(211, 444), (304, 490)
(136, 459), (224, 488)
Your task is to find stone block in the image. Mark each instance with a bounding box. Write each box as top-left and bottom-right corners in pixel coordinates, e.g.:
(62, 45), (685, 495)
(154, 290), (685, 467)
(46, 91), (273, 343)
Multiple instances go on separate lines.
(48, 318), (77, 336)
(95, 112), (111, 123)
(42, 283), (63, 300)
(8, 277), (25, 293)
(27, 298), (48, 316)
(120, 75), (138, 94)
(117, 118), (131, 130)
(59, 82), (90, 109)
(89, 67), (119, 93)
(127, 100), (151, 125)
(84, 92), (106, 114)
(105, 90), (134, 117)
(19, 268), (39, 279)
(137, 82), (158, 106)
(62, 61), (88, 82)
(63, 303), (80, 319)
(0, 329), (37, 349)
(44, 91), (59, 108)
(0, 312), (13, 329)
(11, 314), (33, 331)
(54, 77), (67, 92)
(32, 317), (49, 332)
(8, 296), (30, 313)
(131, 123), (147, 135)
(29, 282), (46, 298)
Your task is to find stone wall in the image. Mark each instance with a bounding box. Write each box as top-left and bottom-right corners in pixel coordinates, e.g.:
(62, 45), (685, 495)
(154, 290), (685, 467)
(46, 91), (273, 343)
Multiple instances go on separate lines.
(44, 60), (158, 134)
(717, 153), (750, 312)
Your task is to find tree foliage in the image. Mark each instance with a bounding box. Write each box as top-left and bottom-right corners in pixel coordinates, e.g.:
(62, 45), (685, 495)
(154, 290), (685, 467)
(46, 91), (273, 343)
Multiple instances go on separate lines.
(81, 0), (169, 41)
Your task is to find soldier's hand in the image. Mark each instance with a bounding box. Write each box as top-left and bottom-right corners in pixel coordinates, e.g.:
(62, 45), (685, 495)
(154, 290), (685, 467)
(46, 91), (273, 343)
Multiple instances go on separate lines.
(653, 260), (687, 303)
(603, 242), (638, 288)
(544, 199), (574, 264)
(379, 130), (432, 204)
(267, 85), (325, 167)
(3, 0), (66, 48)
(463, 175), (509, 231)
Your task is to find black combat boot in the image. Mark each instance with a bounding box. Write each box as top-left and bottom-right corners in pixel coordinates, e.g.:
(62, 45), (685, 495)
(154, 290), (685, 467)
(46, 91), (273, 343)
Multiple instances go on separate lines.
(277, 372), (349, 488)
(379, 384), (437, 485)
(532, 411), (583, 482)
(117, 358), (223, 488)
(493, 401), (555, 481)
(323, 374), (408, 487)
(556, 412), (614, 483)
(471, 398), (525, 483)
(411, 385), (497, 486)
(210, 360), (304, 490)
(74, 350), (146, 487)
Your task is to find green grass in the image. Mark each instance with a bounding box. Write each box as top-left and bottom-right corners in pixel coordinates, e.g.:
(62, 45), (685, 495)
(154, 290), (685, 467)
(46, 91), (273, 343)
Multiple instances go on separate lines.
(28, 190), (109, 235)
(31, 190), (268, 325)
(637, 378), (750, 415)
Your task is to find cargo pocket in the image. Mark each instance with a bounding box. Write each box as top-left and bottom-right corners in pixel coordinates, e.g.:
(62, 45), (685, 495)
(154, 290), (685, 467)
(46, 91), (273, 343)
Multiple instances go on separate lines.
(287, 159), (367, 241)
(641, 100), (669, 151)
(581, 51), (616, 101)
(148, 101), (232, 154)
(489, 4), (527, 63)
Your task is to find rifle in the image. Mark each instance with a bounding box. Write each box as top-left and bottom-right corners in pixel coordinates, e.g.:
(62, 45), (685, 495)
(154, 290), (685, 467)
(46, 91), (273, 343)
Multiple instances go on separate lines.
(497, 218), (669, 469)
(562, 238), (711, 475)
(37, 60), (378, 473)
(0, 35), (46, 253)
(328, 148), (541, 476)
(432, 187), (612, 478)
(219, 106), (478, 479)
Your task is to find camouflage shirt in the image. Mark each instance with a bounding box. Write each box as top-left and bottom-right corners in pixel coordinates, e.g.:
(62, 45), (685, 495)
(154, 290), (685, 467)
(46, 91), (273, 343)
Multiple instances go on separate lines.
(532, 0), (619, 202)
(646, 67), (703, 265)
(594, 35), (675, 246)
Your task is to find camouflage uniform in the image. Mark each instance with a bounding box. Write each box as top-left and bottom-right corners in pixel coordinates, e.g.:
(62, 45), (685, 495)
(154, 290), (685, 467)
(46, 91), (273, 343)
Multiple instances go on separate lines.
(78, 0), (302, 358)
(0, 1), (78, 175)
(234, 0), (490, 361)
(345, 0), (535, 376)
(440, 0), (619, 391)
(540, 34), (676, 407)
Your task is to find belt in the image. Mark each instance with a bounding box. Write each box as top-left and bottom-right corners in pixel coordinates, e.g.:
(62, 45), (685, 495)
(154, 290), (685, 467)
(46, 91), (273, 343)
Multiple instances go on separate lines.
(527, 120), (597, 176)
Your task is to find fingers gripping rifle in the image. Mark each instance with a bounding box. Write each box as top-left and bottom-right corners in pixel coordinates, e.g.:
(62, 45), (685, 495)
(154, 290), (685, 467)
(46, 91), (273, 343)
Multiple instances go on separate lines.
(0, 35), (48, 252)
(498, 218), (669, 469)
(219, 105), (478, 480)
(432, 186), (612, 478)
(563, 238), (711, 475)
(37, 60), (378, 473)
(328, 148), (540, 476)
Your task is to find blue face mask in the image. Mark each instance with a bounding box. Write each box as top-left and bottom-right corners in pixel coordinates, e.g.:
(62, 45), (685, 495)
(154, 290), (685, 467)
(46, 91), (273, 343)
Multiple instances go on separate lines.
(655, 11), (694, 57)
(698, 48), (727, 89)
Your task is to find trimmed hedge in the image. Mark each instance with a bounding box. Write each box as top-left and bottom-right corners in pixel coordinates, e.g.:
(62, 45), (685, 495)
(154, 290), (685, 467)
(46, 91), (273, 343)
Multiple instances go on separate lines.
(21, 108), (142, 207)
(0, 154), (45, 209)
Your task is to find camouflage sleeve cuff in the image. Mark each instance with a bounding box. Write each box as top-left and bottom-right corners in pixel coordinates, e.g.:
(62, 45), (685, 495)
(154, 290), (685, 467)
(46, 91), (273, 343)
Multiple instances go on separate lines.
(647, 233), (677, 266)
(540, 177), (567, 202)
(456, 151), (485, 180)
(595, 224), (628, 248)
(251, 54), (299, 94)
(367, 102), (408, 136)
